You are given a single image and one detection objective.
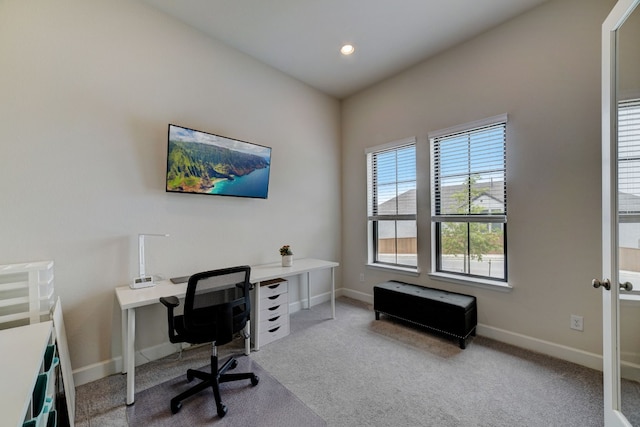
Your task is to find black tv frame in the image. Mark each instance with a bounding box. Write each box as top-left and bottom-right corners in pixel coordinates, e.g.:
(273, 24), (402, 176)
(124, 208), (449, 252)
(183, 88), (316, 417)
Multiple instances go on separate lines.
(165, 124), (272, 199)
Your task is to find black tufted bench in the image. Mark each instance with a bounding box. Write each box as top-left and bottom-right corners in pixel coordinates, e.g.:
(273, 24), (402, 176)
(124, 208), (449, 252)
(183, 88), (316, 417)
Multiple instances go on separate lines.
(374, 280), (477, 349)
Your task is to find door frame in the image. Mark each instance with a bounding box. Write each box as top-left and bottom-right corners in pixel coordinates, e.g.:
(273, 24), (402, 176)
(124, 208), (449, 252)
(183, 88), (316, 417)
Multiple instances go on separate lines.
(602, 1), (639, 425)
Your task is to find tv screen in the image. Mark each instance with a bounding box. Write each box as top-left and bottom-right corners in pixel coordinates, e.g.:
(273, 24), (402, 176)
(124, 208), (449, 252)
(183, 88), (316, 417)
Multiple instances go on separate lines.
(166, 124), (272, 199)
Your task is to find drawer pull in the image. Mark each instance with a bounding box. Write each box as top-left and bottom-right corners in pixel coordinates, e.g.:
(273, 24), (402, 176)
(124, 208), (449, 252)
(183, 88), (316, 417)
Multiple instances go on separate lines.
(268, 326), (281, 333)
(268, 305), (280, 311)
(268, 283), (281, 289)
(268, 316), (280, 322)
(268, 295), (280, 300)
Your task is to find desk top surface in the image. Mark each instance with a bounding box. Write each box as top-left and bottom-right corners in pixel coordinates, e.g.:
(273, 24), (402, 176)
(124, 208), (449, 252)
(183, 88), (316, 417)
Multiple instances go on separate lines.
(115, 258), (338, 310)
(0, 321), (52, 427)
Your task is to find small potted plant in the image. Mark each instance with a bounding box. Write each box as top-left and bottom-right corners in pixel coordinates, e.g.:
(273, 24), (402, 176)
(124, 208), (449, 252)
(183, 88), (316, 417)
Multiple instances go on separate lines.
(279, 245), (293, 267)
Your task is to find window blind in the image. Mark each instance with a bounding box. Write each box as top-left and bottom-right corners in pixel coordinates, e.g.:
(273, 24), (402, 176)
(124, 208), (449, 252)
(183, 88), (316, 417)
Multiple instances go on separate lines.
(367, 139), (416, 221)
(619, 99), (640, 218)
(431, 118), (506, 223)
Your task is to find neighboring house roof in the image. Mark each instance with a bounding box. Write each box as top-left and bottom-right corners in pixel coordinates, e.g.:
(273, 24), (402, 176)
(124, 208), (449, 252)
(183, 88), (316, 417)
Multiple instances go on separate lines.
(377, 188), (416, 215)
(375, 189), (416, 239)
(439, 180), (505, 214)
(375, 181), (506, 217)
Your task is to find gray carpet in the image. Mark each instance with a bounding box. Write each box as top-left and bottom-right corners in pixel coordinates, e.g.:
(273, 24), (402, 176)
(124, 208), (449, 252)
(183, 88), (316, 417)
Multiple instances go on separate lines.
(125, 355), (325, 426)
(251, 298), (605, 427)
(77, 297), (636, 426)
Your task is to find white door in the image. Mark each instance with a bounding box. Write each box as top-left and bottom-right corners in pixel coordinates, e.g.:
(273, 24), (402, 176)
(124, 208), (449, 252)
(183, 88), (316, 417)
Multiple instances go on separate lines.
(601, 1), (640, 426)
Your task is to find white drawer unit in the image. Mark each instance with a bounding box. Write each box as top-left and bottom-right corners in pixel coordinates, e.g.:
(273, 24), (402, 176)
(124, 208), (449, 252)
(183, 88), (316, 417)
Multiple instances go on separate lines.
(261, 291), (287, 308)
(260, 300), (288, 320)
(254, 278), (289, 349)
(259, 321), (290, 347)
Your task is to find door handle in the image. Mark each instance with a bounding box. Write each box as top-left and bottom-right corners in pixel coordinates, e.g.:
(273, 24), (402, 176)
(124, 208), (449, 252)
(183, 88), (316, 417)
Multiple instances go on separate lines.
(620, 281), (633, 291)
(592, 279), (634, 291)
(593, 279), (611, 290)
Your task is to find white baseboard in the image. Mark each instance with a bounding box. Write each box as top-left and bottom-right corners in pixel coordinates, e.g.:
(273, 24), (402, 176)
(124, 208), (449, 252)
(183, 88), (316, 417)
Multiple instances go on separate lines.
(73, 341), (180, 386)
(341, 288), (372, 304)
(477, 324), (603, 371)
(73, 358), (121, 387)
(288, 288), (345, 313)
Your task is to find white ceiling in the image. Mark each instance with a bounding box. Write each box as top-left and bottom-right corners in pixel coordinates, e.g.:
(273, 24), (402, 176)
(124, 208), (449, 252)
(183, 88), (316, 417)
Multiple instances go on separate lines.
(142, 0), (549, 99)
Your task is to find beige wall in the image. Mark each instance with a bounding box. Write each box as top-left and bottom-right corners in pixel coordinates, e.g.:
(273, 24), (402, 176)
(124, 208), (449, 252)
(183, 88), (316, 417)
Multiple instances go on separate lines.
(341, 0), (615, 358)
(0, 0), (341, 378)
(0, 0), (625, 381)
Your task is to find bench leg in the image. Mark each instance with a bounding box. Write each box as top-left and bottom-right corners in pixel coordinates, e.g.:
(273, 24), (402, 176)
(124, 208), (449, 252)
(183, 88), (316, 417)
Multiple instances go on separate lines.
(375, 311), (380, 320)
(459, 328), (476, 349)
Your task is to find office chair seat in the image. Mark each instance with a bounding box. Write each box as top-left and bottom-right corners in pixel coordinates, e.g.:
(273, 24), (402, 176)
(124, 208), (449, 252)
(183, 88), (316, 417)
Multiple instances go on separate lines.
(160, 266), (259, 418)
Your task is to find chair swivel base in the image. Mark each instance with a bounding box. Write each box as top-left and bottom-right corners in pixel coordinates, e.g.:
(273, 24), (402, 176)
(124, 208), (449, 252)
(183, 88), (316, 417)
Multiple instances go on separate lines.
(170, 355), (259, 418)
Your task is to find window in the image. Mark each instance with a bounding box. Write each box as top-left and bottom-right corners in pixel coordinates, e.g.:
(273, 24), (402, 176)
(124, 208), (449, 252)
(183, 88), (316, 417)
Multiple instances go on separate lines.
(366, 138), (417, 270)
(619, 99), (640, 216)
(618, 99), (640, 284)
(430, 114), (507, 282)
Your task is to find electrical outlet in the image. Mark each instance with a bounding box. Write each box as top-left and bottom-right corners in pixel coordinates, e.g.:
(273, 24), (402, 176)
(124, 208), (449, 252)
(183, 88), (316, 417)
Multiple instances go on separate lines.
(570, 314), (584, 331)
(359, 273), (365, 282)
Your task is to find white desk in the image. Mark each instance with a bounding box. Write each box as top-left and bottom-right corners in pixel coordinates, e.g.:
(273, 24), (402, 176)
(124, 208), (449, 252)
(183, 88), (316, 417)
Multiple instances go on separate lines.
(0, 321), (52, 427)
(115, 257), (338, 405)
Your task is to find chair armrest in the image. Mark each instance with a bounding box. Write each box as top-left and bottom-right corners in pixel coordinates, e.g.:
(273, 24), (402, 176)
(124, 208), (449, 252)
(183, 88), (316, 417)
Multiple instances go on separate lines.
(236, 282), (254, 290)
(159, 296), (181, 343)
(160, 296), (180, 308)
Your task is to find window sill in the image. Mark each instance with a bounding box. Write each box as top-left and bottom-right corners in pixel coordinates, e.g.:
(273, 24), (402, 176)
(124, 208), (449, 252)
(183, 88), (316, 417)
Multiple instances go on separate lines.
(367, 263), (420, 277)
(428, 272), (512, 292)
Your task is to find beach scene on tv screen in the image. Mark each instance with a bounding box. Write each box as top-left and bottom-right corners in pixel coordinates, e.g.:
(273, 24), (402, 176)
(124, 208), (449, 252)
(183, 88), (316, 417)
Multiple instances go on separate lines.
(166, 125), (271, 198)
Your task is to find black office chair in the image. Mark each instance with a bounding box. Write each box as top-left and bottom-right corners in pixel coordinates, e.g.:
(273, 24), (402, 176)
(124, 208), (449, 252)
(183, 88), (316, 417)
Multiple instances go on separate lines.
(159, 265), (259, 417)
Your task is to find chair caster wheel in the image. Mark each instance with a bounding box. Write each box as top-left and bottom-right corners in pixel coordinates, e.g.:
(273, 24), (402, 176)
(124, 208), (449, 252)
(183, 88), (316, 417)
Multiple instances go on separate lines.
(217, 404), (228, 418)
(171, 401), (182, 414)
(230, 359), (238, 370)
(251, 375), (259, 386)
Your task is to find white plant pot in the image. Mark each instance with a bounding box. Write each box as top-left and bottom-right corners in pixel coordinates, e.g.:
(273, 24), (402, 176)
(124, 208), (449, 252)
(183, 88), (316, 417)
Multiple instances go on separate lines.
(282, 255), (293, 267)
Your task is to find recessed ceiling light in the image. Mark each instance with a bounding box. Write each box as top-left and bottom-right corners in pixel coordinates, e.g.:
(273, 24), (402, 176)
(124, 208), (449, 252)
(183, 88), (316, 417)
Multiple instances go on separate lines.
(340, 44), (355, 56)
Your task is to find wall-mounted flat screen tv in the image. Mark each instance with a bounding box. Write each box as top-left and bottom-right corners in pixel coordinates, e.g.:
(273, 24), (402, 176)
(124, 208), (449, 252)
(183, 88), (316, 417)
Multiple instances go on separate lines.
(166, 124), (272, 199)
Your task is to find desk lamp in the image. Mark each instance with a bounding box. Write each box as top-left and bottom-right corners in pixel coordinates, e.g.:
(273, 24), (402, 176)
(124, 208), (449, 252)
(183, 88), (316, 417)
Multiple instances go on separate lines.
(131, 233), (169, 289)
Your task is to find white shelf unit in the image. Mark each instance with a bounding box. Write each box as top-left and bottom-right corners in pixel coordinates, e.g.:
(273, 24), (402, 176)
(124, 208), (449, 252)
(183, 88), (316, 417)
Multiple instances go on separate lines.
(0, 261), (55, 327)
(0, 321), (52, 427)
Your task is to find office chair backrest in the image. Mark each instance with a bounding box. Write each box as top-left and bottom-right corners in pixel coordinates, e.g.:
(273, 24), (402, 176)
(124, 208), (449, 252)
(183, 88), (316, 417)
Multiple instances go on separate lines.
(184, 265), (251, 345)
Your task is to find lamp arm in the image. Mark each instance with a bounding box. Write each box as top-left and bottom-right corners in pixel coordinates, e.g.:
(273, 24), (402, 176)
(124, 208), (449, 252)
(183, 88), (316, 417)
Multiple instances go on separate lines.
(137, 233), (169, 278)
